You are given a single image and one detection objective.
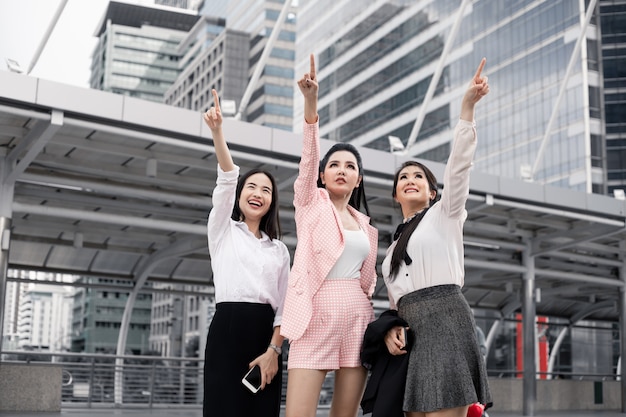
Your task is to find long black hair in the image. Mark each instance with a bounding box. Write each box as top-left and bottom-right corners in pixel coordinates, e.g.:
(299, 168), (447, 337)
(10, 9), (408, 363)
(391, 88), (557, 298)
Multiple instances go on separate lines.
(389, 161), (439, 278)
(317, 142), (370, 216)
(231, 168), (282, 240)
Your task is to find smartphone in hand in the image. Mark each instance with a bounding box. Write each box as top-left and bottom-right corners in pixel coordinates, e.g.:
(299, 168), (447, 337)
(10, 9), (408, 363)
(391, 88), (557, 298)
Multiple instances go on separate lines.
(401, 327), (409, 350)
(242, 365), (262, 393)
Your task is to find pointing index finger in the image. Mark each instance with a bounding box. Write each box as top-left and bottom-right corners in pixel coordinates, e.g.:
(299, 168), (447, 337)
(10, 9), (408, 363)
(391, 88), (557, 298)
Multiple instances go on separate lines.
(474, 58), (486, 81)
(212, 89), (220, 111)
(309, 54), (316, 80)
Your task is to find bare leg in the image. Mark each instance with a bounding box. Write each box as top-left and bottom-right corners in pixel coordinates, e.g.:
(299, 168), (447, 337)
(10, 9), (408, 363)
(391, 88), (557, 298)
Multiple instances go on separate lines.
(285, 368), (327, 417)
(406, 405), (470, 417)
(329, 367), (367, 417)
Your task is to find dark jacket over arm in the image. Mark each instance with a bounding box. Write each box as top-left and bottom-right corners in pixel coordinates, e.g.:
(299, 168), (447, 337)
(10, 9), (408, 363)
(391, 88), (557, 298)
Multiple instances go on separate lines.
(360, 310), (410, 417)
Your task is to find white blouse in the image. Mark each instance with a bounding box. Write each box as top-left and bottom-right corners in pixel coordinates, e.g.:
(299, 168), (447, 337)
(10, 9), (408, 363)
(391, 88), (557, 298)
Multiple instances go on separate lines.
(382, 119), (477, 309)
(207, 164), (291, 327)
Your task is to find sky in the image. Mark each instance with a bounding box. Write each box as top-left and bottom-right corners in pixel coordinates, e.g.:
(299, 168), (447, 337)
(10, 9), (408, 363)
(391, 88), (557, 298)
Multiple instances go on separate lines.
(0, 0), (155, 88)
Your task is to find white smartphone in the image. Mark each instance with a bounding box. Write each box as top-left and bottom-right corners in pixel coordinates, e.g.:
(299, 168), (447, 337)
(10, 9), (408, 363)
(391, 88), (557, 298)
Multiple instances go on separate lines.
(241, 365), (262, 394)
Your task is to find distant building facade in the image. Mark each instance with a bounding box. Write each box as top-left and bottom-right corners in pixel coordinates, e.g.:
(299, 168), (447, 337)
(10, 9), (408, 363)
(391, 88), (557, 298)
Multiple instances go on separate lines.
(599, 0), (626, 196)
(70, 277), (151, 354)
(149, 283), (212, 359)
(200, 0), (297, 130)
(17, 282), (73, 351)
(90, 1), (201, 103)
(2, 271), (74, 352)
(2, 280), (20, 349)
(154, 0), (204, 11)
(164, 24), (249, 113)
(294, 0), (620, 194)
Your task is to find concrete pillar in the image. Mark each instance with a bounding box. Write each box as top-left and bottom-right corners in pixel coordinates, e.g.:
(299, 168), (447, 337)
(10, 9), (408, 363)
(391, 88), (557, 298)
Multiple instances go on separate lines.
(0, 157), (15, 353)
(618, 241), (626, 413)
(0, 216), (12, 352)
(522, 244), (536, 416)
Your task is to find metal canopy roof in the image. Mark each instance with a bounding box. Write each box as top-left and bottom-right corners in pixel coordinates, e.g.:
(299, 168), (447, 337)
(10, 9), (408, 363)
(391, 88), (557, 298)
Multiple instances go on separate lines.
(1, 70), (625, 323)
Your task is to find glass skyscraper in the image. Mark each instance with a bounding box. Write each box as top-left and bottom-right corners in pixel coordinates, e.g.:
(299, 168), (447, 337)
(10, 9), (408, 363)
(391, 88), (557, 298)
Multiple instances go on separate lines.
(599, 0), (626, 196)
(90, 1), (200, 103)
(202, 0), (297, 130)
(295, 0), (622, 194)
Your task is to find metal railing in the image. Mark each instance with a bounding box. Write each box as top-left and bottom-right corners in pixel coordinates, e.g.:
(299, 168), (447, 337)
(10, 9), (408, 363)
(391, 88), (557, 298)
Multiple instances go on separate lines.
(2, 350), (619, 409)
(1, 350), (204, 408)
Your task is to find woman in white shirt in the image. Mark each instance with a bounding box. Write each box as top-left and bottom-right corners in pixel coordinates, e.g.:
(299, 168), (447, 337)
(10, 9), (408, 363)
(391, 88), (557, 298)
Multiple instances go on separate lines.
(202, 89), (290, 417)
(382, 60), (492, 417)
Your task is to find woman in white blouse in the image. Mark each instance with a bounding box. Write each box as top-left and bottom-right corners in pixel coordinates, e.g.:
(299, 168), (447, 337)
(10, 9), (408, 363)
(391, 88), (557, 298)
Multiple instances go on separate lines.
(202, 89), (290, 417)
(382, 59), (492, 417)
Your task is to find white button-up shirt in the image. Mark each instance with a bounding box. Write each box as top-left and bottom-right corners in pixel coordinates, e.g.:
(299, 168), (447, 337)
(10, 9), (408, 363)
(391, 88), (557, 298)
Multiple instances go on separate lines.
(207, 164), (290, 326)
(382, 120), (477, 309)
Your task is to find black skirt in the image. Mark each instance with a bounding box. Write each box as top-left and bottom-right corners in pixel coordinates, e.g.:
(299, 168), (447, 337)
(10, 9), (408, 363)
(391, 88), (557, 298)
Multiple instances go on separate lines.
(398, 284), (492, 413)
(203, 302), (282, 417)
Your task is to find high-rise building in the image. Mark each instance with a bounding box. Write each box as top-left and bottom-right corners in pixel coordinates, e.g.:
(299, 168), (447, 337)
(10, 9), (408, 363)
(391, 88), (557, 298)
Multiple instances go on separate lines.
(148, 284), (211, 359)
(90, 1), (201, 103)
(155, 0), (189, 9)
(17, 283), (73, 351)
(2, 279), (20, 350)
(155, 0), (204, 11)
(599, 0), (626, 196)
(295, 0), (619, 194)
(3, 280), (19, 335)
(201, 0), (297, 130)
(3, 271), (74, 352)
(164, 23), (249, 113)
(70, 277), (152, 353)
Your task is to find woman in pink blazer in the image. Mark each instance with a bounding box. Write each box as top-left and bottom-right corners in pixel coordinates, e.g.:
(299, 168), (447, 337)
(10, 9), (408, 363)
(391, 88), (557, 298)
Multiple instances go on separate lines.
(281, 54), (378, 417)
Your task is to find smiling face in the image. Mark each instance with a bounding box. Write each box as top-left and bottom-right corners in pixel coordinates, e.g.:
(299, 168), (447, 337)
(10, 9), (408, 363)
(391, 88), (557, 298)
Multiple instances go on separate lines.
(319, 150), (362, 198)
(237, 172), (273, 222)
(393, 162), (437, 216)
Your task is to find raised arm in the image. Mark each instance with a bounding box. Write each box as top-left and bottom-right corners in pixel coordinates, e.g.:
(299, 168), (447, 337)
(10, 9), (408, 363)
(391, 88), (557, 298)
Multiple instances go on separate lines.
(298, 54), (318, 125)
(294, 54), (321, 208)
(203, 89), (235, 172)
(460, 58), (489, 122)
(204, 89), (238, 247)
(441, 59), (490, 218)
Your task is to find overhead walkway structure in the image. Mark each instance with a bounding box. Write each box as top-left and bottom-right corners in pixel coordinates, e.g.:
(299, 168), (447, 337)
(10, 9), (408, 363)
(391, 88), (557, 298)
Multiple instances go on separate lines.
(0, 71), (625, 414)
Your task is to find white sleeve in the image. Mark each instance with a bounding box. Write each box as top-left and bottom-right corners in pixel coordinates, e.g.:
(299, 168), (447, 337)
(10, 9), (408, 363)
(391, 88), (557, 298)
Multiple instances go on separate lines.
(207, 164), (240, 253)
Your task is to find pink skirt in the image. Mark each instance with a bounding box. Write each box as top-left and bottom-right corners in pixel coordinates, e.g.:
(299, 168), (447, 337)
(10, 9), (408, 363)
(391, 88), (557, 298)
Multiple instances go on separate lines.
(287, 279), (374, 370)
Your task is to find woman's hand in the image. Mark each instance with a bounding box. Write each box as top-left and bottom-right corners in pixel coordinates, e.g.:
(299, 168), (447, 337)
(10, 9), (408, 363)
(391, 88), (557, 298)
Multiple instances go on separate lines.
(298, 54), (318, 124)
(461, 58), (490, 121)
(297, 53), (318, 98)
(384, 325), (408, 356)
(203, 89), (223, 132)
(249, 349), (279, 390)
(202, 88), (234, 171)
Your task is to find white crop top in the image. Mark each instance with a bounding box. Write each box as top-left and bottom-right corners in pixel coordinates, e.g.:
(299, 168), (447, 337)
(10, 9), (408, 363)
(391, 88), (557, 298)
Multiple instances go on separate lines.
(326, 228), (370, 279)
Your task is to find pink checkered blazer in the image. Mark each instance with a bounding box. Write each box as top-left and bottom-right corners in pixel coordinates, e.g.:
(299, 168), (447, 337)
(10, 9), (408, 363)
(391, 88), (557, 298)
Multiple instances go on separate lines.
(280, 121), (378, 341)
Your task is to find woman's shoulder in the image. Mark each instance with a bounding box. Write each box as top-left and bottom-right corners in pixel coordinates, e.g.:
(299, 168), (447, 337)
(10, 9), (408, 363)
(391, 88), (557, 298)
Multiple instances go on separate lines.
(273, 237), (289, 251)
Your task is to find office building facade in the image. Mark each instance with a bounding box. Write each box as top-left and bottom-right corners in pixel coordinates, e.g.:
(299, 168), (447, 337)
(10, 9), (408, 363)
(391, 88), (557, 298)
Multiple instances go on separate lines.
(295, 0), (618, 194)
(2, 280), (20, 349)
(90, 1), (201, 103)
(71, 277), (152, 354)
(17, 283), (73, 351)
(154, 0), (204, 11)
(149, 284), (210, 359)
(599, 0), (626, 196)
(164, 25), (249, 113)
(202, 0), (297, 130)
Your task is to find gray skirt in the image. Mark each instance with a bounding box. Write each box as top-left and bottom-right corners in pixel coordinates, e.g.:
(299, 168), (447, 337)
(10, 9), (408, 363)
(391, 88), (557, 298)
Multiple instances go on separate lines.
(397, 284), (492, 413)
